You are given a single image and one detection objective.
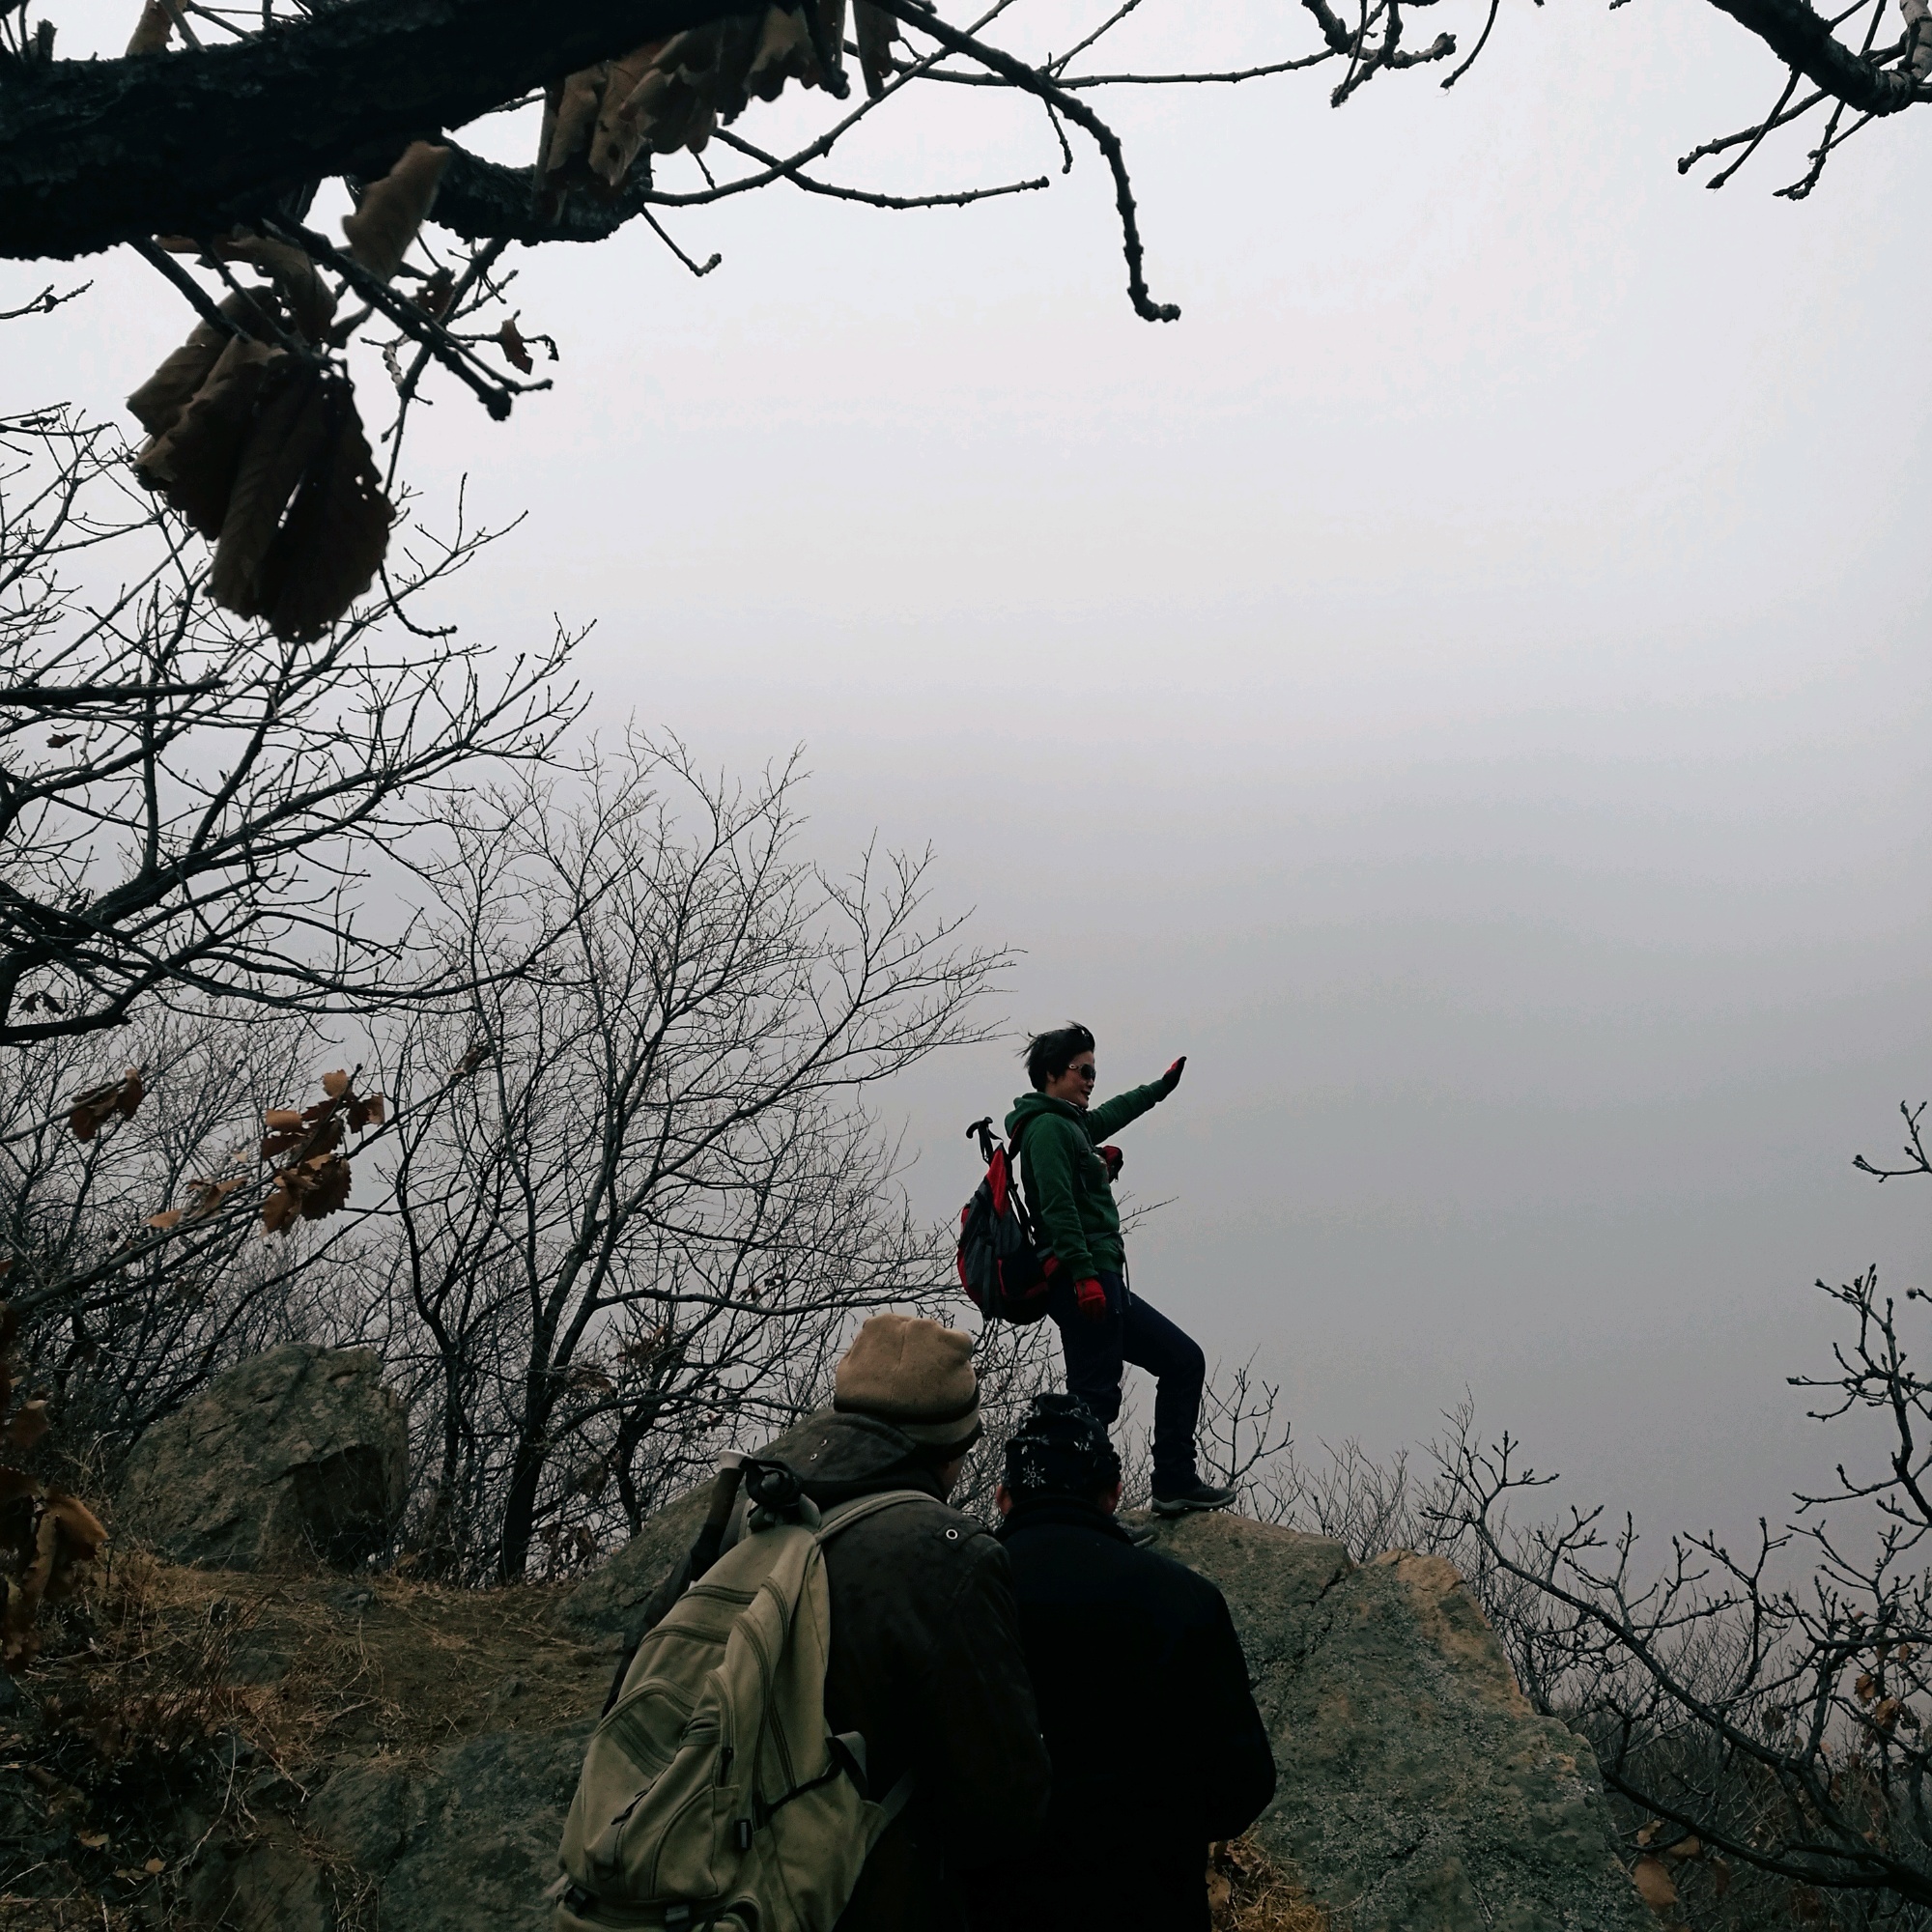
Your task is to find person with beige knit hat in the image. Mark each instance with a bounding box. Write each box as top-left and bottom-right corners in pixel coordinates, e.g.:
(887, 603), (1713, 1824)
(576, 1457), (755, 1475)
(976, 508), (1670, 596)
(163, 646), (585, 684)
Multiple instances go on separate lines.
(739, 1312), (1048, 1932)
(832, 1311), (983, 1456)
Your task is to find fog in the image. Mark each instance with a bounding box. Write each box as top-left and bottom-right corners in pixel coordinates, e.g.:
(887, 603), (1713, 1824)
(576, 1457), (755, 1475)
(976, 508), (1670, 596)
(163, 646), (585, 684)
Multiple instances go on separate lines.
(9, 0), (1931, 1541)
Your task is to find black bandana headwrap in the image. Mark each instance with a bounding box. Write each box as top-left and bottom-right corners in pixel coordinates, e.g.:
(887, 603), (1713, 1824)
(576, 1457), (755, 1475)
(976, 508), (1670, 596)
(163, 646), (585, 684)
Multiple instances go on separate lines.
(1003, 1392), (1122, 1500)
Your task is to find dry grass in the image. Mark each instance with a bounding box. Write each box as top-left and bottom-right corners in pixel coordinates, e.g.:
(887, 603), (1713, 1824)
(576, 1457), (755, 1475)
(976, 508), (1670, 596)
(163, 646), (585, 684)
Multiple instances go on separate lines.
(0, 1548), (603, 1927)
(1213, 1835), (1333, 1931)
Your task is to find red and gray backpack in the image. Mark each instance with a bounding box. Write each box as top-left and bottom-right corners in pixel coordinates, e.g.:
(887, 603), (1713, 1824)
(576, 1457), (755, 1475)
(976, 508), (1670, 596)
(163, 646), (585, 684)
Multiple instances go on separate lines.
(955, 1117), (1055, 1323)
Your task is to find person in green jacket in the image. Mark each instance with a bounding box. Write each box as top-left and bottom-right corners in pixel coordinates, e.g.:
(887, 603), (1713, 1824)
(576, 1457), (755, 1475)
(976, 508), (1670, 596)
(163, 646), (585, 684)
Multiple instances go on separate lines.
(1006, 1022), (1236, 1517)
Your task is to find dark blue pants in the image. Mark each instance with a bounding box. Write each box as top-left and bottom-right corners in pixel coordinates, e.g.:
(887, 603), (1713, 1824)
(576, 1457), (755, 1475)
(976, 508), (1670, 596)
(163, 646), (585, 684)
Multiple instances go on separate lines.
(1048, 1268), (1206, 1495)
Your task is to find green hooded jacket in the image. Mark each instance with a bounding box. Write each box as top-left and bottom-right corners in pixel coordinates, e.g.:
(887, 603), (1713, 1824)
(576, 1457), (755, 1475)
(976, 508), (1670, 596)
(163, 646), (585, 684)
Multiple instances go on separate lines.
(1004, 1069), (1179, 1282)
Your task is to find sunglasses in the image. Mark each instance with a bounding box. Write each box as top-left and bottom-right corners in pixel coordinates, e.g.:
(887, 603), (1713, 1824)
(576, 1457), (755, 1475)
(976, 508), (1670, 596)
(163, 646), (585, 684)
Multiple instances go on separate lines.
(1067, 1063), (1096, 1079)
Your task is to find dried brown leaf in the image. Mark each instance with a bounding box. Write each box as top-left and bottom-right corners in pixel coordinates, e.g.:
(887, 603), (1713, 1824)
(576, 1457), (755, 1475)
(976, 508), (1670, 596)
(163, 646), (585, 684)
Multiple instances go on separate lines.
(1662, 1834), (1700, 1861)
(747, 5), (813, 100)
(1632, 1856), (1677, 1913)
(262, 1172), (302, 1236)
(414, 265), (456, 319)
(343, 141), (451, 281)
(126, 0), (173, 53)
(262, 1113), (339, 1161)
(144, 1208), (185, 1232)
(127, 300), (237, 438)
(1856, 1670), (1878, 1703)
(209, 366), (328, 620)
(543, 64), (607, 179)
(348, 1093), (386, 1130)
(3, 1401), (48, 1453)
(298, 1152), (352, 1221)
(185, 1176), (244, 1220)
(135, 337), (284, 539)
(68, 1067), (144, 1143)
(257, 379), (393, 641)
(321, 1069), (353, 1099)
(497, 317), (533, 374)
(854, 1), (899, 97)
(220, 235), (337, 342)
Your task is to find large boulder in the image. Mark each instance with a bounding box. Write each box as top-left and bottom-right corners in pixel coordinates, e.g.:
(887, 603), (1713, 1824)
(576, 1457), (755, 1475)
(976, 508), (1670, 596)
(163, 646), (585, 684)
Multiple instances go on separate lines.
(116, 1344), (408, 1572)
(1145, 1510), (1649, 1932)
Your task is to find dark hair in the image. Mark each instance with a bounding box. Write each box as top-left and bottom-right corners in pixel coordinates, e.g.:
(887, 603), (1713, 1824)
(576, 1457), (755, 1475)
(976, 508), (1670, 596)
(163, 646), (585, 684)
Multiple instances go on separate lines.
(1023, 1022), (1095, 1093)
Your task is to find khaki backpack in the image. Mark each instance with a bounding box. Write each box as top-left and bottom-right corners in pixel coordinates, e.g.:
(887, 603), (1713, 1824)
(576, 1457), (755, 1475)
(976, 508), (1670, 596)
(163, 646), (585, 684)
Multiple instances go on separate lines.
(553, 1487), (926, 1932)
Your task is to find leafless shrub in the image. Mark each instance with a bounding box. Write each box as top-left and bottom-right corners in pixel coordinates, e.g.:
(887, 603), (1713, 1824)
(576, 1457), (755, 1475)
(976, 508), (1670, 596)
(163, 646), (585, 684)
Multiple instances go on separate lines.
(1430, 1102), (1932, 1923)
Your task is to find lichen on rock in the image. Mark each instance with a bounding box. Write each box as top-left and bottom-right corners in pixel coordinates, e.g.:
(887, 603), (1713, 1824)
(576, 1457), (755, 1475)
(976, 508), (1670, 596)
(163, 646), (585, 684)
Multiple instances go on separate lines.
(115, 1343), (408, 1573)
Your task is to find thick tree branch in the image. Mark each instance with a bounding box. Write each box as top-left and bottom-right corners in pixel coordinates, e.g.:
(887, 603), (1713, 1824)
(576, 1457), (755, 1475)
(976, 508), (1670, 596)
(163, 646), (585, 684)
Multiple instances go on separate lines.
(0, 0), (756, 262)
(1701, 0), (1918, 113)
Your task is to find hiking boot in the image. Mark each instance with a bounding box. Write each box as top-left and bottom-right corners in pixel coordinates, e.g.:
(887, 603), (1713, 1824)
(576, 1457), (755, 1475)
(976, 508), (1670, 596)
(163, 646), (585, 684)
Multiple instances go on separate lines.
(1150, 1480), (1237, 1519)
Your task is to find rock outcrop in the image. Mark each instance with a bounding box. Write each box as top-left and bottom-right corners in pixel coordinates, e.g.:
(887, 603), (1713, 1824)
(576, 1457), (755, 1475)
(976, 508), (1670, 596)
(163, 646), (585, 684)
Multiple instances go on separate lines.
(116, 1344), (409, 1572)
(1149, 1510), (1649, 1932)
(20, 1365), (1646, 1931)
(557, 1494), (1646, 1932)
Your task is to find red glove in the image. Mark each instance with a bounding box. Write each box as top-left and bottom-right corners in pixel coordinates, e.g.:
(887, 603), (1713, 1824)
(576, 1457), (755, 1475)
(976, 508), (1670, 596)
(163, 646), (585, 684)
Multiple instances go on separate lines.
(1100, 1145), (1124, 1181)
(1163, 1055), (1187, 1090)
(1074, 1277), (1109, 1322)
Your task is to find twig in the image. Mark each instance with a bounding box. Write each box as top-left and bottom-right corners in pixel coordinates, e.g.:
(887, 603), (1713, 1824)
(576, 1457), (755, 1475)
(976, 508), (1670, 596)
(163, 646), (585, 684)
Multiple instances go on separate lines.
(638, 207), (722, 277)
(0, 283), (91, 323)
(867, 0), (1179, 322)
(711, 128), (1049, 209)
(127, 240), (249, 343)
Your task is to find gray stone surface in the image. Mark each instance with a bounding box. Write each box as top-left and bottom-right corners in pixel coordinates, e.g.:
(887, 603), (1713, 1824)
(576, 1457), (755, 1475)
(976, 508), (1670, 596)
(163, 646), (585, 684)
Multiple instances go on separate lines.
(1142, 1509), (1651, 1932)
(117, 1344), (408, 1572)
(560, 1417), (824, 1634)
(375, 1727), (592, 1932)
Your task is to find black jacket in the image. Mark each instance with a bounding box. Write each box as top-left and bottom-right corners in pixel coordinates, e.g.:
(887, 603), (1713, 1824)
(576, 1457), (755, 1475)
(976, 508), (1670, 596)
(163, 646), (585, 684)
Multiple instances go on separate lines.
(775, 1413), (1052, 1932)
(973, 1496), (1276, 1932)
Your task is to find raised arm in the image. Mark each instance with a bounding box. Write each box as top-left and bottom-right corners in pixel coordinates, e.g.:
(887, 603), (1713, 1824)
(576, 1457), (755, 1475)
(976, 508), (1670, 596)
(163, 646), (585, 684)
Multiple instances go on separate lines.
(1086, 1056), (1184, 1141)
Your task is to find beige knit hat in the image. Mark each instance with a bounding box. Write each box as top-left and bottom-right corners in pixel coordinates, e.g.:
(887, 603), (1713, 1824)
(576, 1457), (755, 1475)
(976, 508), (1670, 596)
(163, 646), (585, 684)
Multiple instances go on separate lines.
(833, 1314), (981, 1452)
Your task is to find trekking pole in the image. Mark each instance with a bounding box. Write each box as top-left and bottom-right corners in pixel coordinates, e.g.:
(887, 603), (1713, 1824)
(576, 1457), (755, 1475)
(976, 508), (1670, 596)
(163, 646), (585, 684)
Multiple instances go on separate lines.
(601, 1450), (750, 1716)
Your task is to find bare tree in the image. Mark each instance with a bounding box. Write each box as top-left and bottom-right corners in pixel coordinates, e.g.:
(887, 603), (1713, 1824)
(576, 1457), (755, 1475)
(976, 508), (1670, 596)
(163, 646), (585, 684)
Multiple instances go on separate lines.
(1436, 1102), (1932, 1922)
(355, 738), (1005, 1580)
(0, 405), (577, 1047)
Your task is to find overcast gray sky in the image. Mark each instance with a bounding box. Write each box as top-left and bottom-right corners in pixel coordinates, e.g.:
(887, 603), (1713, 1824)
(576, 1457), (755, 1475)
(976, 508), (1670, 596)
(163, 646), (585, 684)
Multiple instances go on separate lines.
(9, 0), (1931, 1541)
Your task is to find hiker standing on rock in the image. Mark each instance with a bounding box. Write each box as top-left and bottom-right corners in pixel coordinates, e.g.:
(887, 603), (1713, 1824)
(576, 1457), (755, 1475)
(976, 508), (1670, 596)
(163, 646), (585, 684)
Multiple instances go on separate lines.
(1009, 1023), (1235, 1517)
(967, 1394), (1276, 1932)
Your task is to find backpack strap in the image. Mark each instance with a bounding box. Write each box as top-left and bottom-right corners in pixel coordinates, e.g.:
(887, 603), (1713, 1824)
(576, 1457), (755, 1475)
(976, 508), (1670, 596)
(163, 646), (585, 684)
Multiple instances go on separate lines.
(812, 1489), (934, 1820)
(813, 1488), (935, 1546)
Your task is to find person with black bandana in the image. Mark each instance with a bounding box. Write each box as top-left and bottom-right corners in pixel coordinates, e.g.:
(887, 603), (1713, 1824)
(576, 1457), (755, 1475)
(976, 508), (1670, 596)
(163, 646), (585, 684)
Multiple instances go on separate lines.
(968, 1393), (1277, 1932)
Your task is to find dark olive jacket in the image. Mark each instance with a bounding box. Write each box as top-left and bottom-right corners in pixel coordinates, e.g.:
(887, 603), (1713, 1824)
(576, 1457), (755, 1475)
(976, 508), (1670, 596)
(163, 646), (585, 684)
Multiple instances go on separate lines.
(972, 1496), (1276, 1932)
(772, 1412), (1052, 1932)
